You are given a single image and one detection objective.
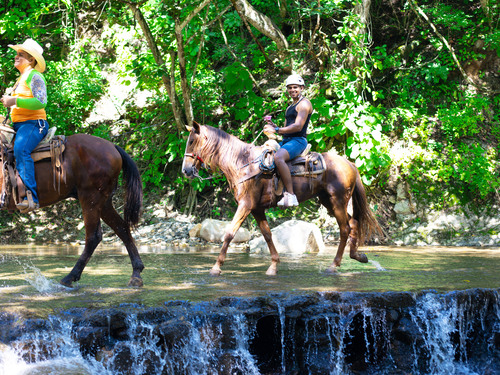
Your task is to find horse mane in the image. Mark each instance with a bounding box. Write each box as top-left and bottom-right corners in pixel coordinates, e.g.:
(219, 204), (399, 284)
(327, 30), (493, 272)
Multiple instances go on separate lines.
(200, 125), (254, 185)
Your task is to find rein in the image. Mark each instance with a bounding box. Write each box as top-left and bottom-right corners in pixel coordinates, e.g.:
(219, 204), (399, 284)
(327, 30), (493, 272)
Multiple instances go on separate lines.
(2, 108), (10, 126)
(184, 152), (218, 181)
(250, 128), (265, 145)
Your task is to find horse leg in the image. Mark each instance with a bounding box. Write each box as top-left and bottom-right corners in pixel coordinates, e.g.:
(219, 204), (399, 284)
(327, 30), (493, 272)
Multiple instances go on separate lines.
(60, 209), (102, 287)
(319, 194), (351, 274)
(252, 209), (280, 276)
(100, 199), (145, 287)
(210, 204), (251, 276)
(348, 216), (368, 263)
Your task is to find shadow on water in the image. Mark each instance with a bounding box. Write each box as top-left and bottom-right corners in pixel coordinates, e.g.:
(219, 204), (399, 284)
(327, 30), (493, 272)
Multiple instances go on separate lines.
(0, 244), (499, 317)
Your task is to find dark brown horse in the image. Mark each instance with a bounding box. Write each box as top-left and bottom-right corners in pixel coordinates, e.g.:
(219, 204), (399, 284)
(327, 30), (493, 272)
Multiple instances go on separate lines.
(182, 122), (382, 276)
(0, 134), (144, 287)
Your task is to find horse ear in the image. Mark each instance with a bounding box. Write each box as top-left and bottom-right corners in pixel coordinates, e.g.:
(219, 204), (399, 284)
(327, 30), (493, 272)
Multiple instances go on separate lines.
(185, 125), (193, 132)
(192, 121), (201, 134)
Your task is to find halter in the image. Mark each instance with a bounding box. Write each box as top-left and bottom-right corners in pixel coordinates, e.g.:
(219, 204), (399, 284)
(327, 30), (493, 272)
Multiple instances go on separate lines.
(184, 152), (205, 166)
(183, 151), (217, 181)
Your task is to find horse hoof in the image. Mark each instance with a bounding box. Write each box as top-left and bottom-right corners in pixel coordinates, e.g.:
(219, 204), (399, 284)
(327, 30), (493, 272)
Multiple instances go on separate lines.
(356, 253), (369, 263)
(60, 278), (74, 288)
(128, 277), (143, 287)
(209, 268), (221, 277)
(324, 266), (338, 275)
(265, 267), (277, 276)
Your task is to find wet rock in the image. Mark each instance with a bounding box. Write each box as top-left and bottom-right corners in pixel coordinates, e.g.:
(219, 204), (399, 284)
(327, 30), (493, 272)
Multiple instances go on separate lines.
(249, 220), (325, 255)
(155, 319), (192, 349)
(198, 218), (251, 243)
(76, 326), (107, 357)
(217, 352), (248, 375)
(109, 342), (134, 375)
(2, 289), (498, 374)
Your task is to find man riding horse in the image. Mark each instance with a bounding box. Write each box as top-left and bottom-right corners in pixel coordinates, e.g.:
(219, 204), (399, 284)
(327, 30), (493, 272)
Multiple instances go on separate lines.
(263, 74), (313, 208)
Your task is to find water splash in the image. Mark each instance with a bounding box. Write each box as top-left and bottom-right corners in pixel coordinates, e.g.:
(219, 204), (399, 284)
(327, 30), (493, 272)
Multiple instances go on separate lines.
(276, 300), (286, 373)
(368, 259), (387, 271)
(23, 265), (69, 293)
(1, 316), (96, 375)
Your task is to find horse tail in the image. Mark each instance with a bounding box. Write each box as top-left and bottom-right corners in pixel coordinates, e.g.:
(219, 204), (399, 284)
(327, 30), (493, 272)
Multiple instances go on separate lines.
(116, 145), (143, 228)
(352, 170), (383, 246)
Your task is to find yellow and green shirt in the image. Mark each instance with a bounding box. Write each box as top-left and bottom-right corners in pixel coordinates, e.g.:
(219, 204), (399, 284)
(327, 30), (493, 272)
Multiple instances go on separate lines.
(11, 67), (47, 123)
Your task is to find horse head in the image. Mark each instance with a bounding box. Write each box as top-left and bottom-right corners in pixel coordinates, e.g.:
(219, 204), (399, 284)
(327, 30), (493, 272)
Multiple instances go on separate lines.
(182, 121), (208, 179)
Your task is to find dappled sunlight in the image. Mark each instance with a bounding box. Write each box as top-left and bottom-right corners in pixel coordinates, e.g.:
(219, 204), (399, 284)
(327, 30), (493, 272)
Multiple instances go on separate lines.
(1, 245), (499, 318)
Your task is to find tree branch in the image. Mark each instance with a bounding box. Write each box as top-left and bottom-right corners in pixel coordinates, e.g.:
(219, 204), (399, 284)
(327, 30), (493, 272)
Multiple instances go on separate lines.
(409, 0), (476, 87)
(229, 0), (292, 73)
(216, 8), (267, 98)
(124, 1), (185, 133)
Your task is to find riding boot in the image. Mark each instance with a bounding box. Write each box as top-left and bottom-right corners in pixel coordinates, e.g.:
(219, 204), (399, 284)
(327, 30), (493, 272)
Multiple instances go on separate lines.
(16, 190), (39, 213)
(278, 192), (299, 207)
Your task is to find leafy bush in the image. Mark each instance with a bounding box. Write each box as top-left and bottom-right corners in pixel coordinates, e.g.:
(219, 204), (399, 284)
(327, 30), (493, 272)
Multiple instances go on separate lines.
(46, 51), (105, 134)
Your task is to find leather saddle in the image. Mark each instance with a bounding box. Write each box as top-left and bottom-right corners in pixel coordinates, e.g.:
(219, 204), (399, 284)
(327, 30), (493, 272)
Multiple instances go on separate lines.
(0, 125), (66, 209)
(238, 140), (326, 186)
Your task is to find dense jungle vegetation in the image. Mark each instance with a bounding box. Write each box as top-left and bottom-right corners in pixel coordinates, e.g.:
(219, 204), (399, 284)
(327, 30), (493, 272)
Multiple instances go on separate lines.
(0, 0), (498, 230)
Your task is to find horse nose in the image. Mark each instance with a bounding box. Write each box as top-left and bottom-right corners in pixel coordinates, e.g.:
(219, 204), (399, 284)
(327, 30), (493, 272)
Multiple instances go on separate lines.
(182, 166), (194, 178)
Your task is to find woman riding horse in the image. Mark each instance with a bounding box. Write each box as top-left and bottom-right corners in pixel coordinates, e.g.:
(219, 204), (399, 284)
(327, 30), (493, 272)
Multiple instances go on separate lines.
(1, 38), (49, 213)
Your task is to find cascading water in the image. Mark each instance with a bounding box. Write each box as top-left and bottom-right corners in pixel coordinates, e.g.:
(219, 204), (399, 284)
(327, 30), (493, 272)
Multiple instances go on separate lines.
(1, 289), (498, 375)
(409, 291), (499, 374)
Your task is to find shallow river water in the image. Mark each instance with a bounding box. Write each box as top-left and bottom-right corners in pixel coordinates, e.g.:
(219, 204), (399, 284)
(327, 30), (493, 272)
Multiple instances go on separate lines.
(1, 244), (499, 317)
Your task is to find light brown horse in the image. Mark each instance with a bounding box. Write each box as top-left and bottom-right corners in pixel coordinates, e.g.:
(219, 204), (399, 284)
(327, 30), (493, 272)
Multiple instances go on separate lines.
(0, 134), (144, 287)
(182, 122), (383, 276)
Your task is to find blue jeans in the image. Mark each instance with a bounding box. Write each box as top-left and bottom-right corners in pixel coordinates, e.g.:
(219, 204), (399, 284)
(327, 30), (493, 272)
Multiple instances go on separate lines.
(13, 119), (49, 204)
(280, 136), (307, 159)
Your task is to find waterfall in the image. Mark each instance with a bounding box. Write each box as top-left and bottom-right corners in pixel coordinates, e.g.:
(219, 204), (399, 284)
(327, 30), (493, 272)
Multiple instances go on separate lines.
(0, 289), (498, 374)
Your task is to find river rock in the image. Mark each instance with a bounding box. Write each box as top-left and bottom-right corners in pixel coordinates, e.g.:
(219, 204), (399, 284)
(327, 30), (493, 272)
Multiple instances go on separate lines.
(198, 219), (251, 243)
(189, 223), (202, 238)
(249, 219), (325, 255)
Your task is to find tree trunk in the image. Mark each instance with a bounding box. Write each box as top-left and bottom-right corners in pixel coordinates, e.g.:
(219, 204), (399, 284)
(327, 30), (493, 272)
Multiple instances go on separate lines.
(346, 0), (372, 93)
(348, 0), (371, 67)
(174, 0), (212, 127)
(126, 2), (185, 133)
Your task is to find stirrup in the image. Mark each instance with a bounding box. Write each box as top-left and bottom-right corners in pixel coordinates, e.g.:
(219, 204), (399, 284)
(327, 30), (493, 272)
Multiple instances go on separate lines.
(16, 190), (39, 213)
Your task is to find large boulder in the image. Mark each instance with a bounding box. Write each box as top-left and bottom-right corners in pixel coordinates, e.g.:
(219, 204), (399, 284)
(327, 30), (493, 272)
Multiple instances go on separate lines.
(198, 219), (252, 243)
(249, 220), (325, 256)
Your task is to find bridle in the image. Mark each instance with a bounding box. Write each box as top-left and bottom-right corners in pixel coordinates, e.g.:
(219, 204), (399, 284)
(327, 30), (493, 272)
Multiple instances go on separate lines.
(184, 152), (205, 167)
(183, 132), (216, 180)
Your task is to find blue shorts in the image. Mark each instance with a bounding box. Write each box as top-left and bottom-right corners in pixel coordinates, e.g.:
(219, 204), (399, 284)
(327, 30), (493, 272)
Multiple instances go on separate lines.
(280, 137), (307, 159)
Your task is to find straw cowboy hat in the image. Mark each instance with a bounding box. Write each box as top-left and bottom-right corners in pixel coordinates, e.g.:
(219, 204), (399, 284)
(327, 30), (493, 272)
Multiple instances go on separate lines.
(8, 38), (46, 73)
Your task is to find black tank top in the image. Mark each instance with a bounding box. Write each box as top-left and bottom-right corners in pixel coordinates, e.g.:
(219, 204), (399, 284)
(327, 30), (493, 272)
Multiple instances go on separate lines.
(284, 97), (310, 138)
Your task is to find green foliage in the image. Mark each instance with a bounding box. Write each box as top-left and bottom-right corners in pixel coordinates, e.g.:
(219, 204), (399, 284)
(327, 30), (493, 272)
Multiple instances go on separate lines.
(0, 0), (497, 216)
(308, 6), (392, 185)
(46, 51), (105, 134)
(371, 0), (499, 208)
(396, 90), (498, 208)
